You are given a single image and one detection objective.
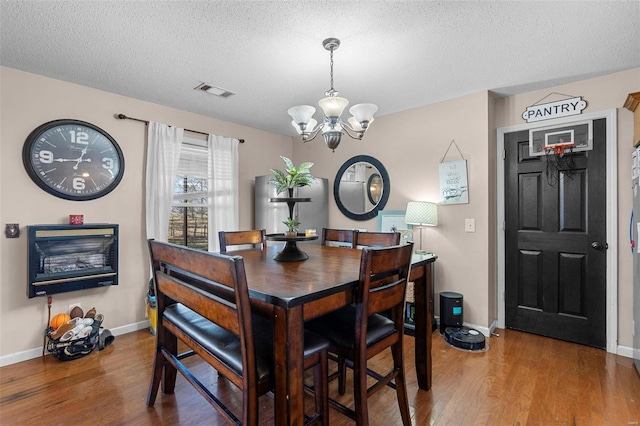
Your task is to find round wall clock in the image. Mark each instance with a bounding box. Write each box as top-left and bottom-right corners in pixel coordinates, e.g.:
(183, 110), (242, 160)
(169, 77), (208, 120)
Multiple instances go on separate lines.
(22, 119), (125, 201)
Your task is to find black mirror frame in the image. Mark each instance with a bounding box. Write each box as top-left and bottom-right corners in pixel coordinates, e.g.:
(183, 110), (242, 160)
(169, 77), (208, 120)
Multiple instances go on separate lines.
(333, 155), (390, 221)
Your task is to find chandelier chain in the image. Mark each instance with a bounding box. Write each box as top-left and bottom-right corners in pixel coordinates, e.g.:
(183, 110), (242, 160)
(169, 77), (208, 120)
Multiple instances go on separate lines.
(329, 48), (335, 94)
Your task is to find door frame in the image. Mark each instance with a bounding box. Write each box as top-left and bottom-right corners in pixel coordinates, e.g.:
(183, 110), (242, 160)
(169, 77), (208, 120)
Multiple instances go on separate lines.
(497, 108), (618, 353)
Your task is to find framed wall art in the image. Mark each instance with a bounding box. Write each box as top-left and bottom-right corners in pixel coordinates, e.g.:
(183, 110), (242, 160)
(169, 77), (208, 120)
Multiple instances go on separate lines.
(439, 159), (469, 205)
(377, 210), (413, 243)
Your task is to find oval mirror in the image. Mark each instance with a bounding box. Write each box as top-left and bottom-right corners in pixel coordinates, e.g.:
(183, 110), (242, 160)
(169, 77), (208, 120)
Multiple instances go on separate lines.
(333, 155), (390, 221)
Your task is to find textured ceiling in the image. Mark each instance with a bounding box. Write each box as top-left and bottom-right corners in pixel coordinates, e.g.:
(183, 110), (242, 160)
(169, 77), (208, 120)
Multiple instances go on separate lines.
(1, 1), (639, 137)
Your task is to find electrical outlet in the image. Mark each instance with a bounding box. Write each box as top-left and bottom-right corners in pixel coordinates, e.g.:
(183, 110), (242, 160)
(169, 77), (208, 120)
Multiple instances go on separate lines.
(465, 218), (476, 233)
(68, 302), (81, 313)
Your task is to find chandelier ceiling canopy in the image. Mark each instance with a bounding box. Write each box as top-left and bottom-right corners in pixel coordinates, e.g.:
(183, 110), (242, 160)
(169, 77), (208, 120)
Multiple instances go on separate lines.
(288, 38), (378, 152)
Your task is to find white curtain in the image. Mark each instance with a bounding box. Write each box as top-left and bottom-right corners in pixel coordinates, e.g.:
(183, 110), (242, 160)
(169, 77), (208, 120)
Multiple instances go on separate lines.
(207, 134), (239, 251)
(146, 122), (184, 242)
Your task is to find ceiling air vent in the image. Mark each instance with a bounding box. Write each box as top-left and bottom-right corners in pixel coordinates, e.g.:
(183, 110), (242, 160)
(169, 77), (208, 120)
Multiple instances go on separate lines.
(194, 83), (235, 98)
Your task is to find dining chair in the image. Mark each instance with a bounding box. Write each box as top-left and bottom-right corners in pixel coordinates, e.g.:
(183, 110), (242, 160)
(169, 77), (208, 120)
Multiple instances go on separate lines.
(305, 243), (414, 426)
(355, 231), (401, 248)
(147, 240), (329, 426)
(321, 228), (357, 248)
(219, 229), (266, 252)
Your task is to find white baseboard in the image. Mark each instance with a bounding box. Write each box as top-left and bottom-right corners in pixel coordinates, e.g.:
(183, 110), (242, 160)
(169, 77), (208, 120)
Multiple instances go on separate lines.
(616, 344), (635, 359)
(0, 320), (150, 367)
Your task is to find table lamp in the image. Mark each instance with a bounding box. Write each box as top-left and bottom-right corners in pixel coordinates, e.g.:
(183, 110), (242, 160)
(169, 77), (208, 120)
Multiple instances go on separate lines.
(405, 201), (438, 253)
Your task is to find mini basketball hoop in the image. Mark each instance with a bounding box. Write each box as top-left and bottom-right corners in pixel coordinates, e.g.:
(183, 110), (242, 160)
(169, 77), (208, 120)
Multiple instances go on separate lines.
(543, 142), (575, 156)
(543, 142), (577, 186)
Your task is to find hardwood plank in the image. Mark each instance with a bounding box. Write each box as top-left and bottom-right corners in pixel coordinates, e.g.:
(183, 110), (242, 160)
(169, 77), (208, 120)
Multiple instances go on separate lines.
(1, 328), (639, 425)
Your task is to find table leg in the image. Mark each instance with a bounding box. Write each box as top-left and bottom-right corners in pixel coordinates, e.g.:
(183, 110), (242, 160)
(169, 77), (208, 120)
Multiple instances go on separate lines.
(412, 262), (433, 390)
(273, 305), (305, 425)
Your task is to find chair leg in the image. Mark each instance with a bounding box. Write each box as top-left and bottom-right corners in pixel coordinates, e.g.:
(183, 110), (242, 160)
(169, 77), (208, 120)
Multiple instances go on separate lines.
(391, 341), (411, 426)
(313, 350), (329, 425)
(146, 345), (164, 406)
(337, 356), (347, 395)
(353, 354), (369, 426)
(161, 331), (178, 394)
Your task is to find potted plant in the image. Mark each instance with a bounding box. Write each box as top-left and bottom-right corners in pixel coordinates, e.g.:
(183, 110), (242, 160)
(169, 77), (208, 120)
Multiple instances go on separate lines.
(269, 156), (314, 237)
(269, 156), (315, 197)
(282, 217), (300, 237)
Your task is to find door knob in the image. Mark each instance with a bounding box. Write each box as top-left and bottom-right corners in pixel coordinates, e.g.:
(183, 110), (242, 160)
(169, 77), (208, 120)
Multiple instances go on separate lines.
(591, 241), (608, 250)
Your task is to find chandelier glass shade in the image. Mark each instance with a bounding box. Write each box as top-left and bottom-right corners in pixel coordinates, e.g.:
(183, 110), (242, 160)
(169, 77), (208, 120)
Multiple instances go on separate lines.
(288, 38), (378, 151)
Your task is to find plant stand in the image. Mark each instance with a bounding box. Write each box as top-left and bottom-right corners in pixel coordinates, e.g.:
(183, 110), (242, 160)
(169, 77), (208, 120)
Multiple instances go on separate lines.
(265, 233), (319, 261)
(267, 195), (315, 261)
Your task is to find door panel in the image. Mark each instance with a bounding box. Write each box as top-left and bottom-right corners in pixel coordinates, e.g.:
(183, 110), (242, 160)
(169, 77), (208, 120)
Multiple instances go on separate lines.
(505, 119), (606, 348)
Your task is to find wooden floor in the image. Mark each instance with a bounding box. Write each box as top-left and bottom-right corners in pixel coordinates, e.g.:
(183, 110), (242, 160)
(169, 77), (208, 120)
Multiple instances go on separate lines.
(1, 328), (639, 425)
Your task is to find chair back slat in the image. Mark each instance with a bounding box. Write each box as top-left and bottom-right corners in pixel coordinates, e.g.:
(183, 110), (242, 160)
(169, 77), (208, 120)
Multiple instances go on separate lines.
(155, 271), (241, 334)
(355, 231), (401, 248)
(321, 228), (357, 248)
(219, 229), (266, 252)
(368, 278), (407, 314)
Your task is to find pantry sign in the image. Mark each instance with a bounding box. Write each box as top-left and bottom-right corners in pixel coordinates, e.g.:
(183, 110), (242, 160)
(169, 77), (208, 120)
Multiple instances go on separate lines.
(522, 96), (587, 123)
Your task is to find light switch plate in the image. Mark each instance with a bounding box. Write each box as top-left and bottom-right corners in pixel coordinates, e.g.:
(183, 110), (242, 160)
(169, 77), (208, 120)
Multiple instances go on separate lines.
(465, 218), (476, 233)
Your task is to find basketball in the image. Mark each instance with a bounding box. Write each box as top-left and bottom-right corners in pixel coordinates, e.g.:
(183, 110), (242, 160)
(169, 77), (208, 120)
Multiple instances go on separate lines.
(50, 313), (71, 330)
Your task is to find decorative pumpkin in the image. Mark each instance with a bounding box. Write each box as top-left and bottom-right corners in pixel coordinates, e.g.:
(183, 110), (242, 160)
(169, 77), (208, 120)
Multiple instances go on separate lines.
(50, 313), (71, 330)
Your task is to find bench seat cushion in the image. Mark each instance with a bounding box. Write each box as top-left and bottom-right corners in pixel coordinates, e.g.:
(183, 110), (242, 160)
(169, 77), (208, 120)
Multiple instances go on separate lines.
(164, 304), (273, 382)
(164, 304), (329, 383)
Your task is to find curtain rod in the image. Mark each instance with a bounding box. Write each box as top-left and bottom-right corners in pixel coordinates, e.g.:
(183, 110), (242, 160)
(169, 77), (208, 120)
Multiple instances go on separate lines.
(115, 114), (245, 143)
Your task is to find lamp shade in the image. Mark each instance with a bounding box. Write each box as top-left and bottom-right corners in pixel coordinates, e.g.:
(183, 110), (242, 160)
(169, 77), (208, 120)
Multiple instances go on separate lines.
(349, 103), (378, 123)
(348, 116), (375, 132)
(288, 105), (316, 125)
(318, 96), (349, 117)
(292, 118), (317, 135)
(405, 201), (438, 226)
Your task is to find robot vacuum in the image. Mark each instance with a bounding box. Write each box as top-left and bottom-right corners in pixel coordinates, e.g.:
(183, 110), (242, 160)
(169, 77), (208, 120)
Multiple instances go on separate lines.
(444, 326), (486, 351)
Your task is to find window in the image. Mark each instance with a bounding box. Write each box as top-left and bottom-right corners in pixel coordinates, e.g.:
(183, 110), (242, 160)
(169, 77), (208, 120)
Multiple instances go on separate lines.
(168, 139), (208, 250)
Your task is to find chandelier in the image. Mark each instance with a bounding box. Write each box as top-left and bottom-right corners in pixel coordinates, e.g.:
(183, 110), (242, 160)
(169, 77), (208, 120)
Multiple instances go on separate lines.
(288, 38), (378, 152)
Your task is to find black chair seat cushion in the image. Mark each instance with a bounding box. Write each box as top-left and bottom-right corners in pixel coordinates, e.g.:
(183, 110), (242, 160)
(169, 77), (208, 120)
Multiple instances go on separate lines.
(164, 304), (328, 383)
(305, 305), (396, 350)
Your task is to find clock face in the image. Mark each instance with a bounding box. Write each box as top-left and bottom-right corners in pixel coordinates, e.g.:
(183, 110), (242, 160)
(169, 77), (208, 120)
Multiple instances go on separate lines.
(22, 119), (125, 201)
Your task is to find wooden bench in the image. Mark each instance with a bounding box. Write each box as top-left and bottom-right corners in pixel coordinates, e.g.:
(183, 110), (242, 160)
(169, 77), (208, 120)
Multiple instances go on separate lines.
(147, 240), (328, 425)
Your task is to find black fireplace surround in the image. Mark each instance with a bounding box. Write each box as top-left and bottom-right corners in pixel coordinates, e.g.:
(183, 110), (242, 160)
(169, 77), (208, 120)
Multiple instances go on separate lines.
(27, 224), (118, 298)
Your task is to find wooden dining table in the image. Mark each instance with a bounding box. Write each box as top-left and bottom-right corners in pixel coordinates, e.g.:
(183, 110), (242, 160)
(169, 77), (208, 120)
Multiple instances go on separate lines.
(228, 243), (437, 426)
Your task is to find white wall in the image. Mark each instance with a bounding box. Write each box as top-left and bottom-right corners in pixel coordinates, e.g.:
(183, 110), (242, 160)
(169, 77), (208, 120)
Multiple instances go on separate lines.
(0, 67), (292, 361)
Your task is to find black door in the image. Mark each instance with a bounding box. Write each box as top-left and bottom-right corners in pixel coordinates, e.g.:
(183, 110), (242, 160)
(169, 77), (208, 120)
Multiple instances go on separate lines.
(504, 118), (607, 348)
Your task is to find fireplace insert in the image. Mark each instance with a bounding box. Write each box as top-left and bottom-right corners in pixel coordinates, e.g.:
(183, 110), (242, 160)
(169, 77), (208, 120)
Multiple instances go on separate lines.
(27, 224), (118, 298)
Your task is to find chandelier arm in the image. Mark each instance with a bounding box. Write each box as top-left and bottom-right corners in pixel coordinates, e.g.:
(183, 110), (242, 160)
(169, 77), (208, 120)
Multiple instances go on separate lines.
(341, 121), (364, 140)
(302, 123), (324, 142)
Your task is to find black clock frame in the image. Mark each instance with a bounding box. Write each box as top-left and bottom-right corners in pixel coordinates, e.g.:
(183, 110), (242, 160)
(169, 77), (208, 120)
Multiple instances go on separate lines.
(22, 119), (125, 201)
